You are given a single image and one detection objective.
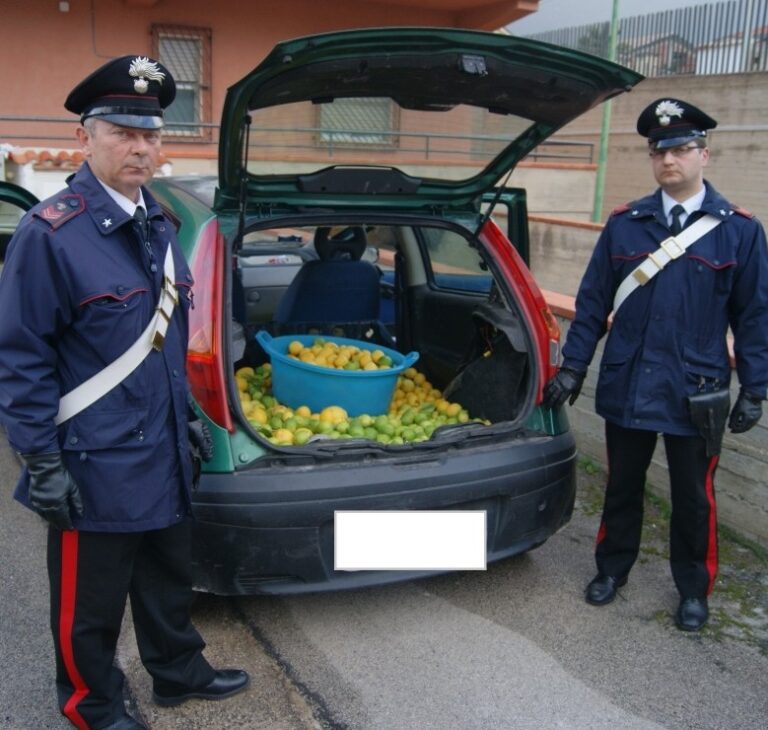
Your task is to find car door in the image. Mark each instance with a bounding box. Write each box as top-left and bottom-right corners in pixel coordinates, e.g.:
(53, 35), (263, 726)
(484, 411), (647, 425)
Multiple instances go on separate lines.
(0, 182), (39, 262)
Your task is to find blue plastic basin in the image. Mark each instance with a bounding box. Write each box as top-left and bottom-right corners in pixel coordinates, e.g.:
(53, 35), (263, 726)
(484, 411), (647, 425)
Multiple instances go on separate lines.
(255, 330), (419, 416)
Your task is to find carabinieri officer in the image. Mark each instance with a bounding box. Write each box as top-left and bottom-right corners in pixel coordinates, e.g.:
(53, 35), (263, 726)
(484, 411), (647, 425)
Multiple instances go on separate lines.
(543, 98), (768, 632)
(0, 56), (248, 728)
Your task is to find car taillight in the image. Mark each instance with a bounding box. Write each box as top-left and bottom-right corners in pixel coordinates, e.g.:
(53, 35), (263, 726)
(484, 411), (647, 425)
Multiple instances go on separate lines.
(186, 218), (234, 432)
(481, 220), (561, 400)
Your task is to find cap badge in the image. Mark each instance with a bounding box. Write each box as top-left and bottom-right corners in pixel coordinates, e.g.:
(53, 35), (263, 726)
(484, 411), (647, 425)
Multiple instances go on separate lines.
(655, 100), (684, 127)
(128, 57), (165, 95)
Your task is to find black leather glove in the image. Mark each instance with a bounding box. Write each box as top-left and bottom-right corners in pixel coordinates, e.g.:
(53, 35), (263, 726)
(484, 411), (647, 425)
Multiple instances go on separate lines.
(21, 451), (83, 530)
(728, 390), (763, 434)
(542, 367), (586, 410)
(188, 419), (214, 462)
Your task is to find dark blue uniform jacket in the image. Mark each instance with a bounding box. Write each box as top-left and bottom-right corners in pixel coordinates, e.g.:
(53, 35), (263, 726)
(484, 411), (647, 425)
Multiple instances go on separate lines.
(562, 181), (768, 436)
(0, 164), (195, 531)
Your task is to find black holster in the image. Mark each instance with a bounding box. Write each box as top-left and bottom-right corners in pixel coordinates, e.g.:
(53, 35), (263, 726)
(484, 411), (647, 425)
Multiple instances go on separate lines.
(686, 389), (731, 457)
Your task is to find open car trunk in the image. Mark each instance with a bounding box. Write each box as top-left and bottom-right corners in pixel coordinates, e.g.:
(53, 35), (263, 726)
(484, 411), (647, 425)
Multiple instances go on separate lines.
(229, 218), (536, 448)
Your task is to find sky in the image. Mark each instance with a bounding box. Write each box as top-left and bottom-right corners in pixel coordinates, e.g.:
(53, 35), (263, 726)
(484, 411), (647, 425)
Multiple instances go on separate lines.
(508, 0), (717, 35)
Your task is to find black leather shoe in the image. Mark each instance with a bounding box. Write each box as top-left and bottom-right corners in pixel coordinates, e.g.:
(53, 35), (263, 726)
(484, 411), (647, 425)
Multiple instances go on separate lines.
(585, 573), (628, 605)
(102, 716), (147, 729)
(153, 669), (250, 707)
(675, 597), (709, 632)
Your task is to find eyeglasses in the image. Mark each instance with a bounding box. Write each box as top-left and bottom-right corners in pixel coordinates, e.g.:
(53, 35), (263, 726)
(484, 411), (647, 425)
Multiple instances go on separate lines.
(649, 145), (703, 159)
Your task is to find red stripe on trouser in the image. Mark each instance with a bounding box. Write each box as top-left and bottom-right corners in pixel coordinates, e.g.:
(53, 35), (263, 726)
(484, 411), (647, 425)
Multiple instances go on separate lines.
(704, 455), (719, 595)
(596, 457), (610, 546)
(59, 531), (90, 730)
(595, 521), (606, 546)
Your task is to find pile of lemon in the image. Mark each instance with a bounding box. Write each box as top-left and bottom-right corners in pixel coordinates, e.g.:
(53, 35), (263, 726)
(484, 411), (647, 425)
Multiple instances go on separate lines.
(235, 361), (487, 447)
(286, 338), (393, 371)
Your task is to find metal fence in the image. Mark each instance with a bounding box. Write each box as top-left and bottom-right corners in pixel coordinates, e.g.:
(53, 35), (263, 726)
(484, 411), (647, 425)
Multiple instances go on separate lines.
(522, 0), (768, 77)
(0, 116), (596, 165)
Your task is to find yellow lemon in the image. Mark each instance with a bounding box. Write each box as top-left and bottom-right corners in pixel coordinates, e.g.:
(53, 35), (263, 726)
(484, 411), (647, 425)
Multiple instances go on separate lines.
(288, 340), (304, 356)
(251, 408), (268, 425)
(319, 406), (348, 425)
(236, 366), (255, 378)
(446, 402), (461, 417)
(274, 428), (294, 445)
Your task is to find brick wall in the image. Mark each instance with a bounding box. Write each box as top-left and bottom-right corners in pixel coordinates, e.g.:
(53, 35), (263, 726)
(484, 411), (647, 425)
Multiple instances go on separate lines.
(555, 72), (768, 224)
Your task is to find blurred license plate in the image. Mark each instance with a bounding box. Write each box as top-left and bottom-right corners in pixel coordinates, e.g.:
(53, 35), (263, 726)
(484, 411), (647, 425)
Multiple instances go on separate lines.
(334, 510), (486, 571)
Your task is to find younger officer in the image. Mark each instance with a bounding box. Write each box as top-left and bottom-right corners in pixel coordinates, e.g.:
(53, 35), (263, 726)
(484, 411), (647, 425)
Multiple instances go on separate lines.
(0, 57), (248, 728)
(543, 98), (768, 632)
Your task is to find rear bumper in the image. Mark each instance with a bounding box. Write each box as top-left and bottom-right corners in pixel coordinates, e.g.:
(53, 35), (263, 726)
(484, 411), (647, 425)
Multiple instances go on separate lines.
(190, 431), (576, 594)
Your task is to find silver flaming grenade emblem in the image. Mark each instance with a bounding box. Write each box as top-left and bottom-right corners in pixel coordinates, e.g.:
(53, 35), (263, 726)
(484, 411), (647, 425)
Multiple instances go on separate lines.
(655, 100), (684, 127)
(128, 57), (165, 94)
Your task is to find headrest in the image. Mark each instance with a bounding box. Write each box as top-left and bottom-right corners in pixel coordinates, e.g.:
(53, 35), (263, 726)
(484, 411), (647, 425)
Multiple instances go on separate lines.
(314, 227), (367, 261)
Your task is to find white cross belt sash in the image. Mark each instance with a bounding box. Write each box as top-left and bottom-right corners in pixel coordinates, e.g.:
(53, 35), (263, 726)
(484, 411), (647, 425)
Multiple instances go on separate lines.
(612, 213), (722, 314)
(54, 245), (178, 425)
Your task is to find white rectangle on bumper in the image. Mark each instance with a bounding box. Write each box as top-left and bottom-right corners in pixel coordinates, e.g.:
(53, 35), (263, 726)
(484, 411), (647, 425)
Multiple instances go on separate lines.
(334, 510), (486, 571)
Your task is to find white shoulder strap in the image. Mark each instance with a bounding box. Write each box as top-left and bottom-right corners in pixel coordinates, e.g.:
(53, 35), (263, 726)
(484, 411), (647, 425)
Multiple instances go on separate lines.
(612, 214), (722, 314)
(54, 245), (178, 425)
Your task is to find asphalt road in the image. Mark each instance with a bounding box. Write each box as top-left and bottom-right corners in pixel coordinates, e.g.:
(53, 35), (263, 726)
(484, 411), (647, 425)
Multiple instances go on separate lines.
(1, 433), (766, 729)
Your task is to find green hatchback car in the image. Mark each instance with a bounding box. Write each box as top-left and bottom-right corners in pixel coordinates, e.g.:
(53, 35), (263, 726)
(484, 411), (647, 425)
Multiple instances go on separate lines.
(3, 28), (642, 594)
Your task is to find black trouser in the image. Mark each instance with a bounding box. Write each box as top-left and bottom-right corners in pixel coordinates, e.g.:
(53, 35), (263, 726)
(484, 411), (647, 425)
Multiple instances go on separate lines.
(595, 421), (719, 599)
(47, 519), (214, 729)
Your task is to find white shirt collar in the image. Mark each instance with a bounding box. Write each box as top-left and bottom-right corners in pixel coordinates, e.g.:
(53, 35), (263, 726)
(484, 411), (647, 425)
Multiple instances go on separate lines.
(96, 178), (147, 217)
(661, 187), (705, 219)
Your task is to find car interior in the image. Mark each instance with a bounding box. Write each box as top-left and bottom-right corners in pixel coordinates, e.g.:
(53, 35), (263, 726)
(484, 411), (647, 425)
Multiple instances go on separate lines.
(232, 221), (535, 432)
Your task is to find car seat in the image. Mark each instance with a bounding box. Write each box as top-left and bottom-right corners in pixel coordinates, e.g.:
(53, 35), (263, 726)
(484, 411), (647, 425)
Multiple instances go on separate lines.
(273, 226), (382, 327)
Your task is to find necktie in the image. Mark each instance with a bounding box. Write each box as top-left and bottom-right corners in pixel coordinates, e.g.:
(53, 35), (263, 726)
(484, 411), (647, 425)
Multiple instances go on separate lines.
(133, 206), (151, 253)
(669, 204), (685, 236)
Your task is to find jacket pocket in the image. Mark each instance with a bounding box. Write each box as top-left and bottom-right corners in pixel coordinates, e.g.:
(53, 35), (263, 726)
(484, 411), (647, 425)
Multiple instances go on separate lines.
(682, 346), (729, 392)
(60, 409), (145, 452)
(686, 253), (736, 296)
(78, 288), (151, 360)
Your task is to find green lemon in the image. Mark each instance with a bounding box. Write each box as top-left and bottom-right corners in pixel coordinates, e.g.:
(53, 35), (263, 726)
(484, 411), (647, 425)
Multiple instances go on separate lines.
(293, 427), (313, 445)
(346, 424), (363, 438)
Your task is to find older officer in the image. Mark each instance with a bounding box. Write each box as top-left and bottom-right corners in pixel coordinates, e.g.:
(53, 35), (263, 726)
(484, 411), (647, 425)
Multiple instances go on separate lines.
(543, 98), (768, 632)
(0, 57), (248, 729)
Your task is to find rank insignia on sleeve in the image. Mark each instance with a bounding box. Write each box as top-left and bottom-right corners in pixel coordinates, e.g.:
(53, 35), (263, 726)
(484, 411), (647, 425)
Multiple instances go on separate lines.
(34, 194), (85, 230)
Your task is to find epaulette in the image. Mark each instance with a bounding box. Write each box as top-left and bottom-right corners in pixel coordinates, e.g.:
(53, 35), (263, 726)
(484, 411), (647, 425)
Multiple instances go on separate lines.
(731, 205), (754, 219)
(610, 202), (632, 216)
(33, 193), (85, 230)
